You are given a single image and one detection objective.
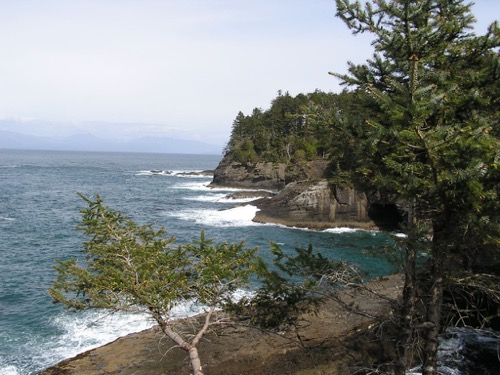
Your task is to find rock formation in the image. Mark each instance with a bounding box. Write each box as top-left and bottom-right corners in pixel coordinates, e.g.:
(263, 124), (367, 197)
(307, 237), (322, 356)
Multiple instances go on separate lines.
(253, 180), (370, 229)
(210, 159), (287, 190)
(210, 157), (402, 230)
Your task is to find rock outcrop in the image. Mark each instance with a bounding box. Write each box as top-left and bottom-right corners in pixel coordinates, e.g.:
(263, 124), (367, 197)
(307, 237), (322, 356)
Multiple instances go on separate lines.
(210, 157), (402, 230)
(210, 158), (330, 191)
(210, 159), (287, 190)
(253, 180), (374, 229)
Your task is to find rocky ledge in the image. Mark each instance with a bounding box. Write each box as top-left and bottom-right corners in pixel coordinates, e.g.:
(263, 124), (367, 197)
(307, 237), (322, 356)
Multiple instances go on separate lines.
(39, 275), (403, 375)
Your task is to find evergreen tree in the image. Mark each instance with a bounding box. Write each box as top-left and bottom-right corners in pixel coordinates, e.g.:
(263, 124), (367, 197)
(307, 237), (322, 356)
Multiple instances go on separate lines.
(50, 194), (258, 375)
(333, 1), (499, 374)
(224, 90), (344, 164)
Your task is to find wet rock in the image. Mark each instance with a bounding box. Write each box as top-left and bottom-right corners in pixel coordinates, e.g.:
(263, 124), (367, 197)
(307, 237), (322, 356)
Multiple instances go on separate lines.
(209, 156), (402, 229)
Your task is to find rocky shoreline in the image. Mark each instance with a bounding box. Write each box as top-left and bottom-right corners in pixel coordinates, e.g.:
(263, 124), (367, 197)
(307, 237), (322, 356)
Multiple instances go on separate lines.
(38, 159), (405, 374)
(39, 275), (403, 375)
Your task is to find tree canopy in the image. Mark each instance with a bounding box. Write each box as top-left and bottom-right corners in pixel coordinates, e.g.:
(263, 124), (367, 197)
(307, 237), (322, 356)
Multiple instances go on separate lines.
(223, 89), (357, 164)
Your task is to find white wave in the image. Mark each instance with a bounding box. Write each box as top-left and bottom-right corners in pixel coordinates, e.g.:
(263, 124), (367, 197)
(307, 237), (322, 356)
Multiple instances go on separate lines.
(171, 180), (273, 196)
(166, 205), (260, 227)
(171, 181), (211, 191)
(184, 194), (259, 204)
(218, 197), (262, 204)
(0, 366), (19, 375)
(35, 310), (155, 370)
(135, 170), (172, 176)
(135, 170), (212, 178)
(208, 186), (273, 194)
(27, 290), (254, 374)
(392, 232), (408, 238)
(0, 216), (16, 221)
(183, 193), (229, 203)
(322, 227), (360, 234)
(32, 299), (210, 373)
(174, 173), (213, 179)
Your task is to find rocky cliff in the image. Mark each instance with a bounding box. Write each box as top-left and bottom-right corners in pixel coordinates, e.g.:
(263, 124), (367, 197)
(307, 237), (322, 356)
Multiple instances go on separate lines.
(210, 159), (287, 190)
(210, 158), (401, 230)
(210, 158), (331, 191)
(253, 181), (371, 229)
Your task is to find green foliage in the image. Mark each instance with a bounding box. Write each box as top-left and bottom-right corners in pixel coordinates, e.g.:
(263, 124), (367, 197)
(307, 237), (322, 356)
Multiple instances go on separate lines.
(50, 193), (258, 327)
(334, 0), (500, 258)
(226, 243), (363, 330)
(50, 194), (261, 374)
(224, 90), (348, 164)
(231, 139), (258, 163)
(50, 193), (184, 311)
(333, 1), (499, 373)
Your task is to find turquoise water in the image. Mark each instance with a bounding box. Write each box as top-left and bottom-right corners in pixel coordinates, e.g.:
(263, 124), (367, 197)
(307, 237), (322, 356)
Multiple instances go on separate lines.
(0, 149), (398, 374)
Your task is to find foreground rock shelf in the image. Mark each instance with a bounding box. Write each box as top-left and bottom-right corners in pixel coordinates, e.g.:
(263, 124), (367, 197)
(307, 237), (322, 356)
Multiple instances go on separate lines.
(39, 275), (403, 375)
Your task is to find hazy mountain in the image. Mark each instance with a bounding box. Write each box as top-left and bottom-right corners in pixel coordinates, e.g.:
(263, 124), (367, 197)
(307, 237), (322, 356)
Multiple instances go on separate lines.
(0, 131), (222, 155)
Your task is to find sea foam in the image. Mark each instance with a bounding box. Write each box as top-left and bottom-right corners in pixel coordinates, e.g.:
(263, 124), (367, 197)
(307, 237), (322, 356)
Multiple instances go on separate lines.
(322, 227), (360, 234)
(184, 193), (259, 204)
(135, 170), (211, 178)
(166, 205), (260, 227)
(0, 216), (16, 222)
(0, 366), (19, 375)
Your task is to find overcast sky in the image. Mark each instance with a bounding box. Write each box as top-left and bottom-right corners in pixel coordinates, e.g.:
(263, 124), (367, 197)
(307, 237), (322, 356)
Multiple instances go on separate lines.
(0, 0), (498, 147)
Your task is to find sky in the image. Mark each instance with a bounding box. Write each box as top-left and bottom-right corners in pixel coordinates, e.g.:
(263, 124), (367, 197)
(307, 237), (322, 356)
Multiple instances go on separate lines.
(0, 0), (498, 148)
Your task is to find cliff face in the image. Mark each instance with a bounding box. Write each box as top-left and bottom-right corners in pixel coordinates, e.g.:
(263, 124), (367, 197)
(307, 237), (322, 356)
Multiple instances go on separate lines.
(210, 158), (329, 191)
(210, 157), (401, 230)
(211, 159), (287, 190)
(253, 180), (374, 229)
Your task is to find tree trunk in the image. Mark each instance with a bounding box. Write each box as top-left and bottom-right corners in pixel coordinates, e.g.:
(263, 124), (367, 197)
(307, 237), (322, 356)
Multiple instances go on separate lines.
(421, 223), (446, 375)
(189, 347), (204, 375)
(395, 242), (418, 374)
(159, 320), (205, 375)
(395, 198), (418, 375)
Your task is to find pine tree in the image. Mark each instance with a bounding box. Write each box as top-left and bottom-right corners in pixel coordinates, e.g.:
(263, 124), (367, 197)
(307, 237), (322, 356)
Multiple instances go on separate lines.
(333, 1), (499, 374)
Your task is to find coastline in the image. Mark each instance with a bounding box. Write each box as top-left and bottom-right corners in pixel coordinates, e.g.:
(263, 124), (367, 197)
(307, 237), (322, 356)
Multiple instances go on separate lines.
(39, 274), (403, 375)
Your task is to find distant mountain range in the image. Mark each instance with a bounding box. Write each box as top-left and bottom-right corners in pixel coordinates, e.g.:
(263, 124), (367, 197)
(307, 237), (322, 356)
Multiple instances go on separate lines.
(0, 130), (223, 155)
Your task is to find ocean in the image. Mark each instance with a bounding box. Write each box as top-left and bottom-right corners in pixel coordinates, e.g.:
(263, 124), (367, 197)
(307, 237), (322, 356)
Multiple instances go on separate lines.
(0, 149), (398, 375)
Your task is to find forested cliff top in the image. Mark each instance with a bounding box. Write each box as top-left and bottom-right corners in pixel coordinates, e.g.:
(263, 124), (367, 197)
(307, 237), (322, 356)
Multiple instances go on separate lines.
(220, 89), (370, 187)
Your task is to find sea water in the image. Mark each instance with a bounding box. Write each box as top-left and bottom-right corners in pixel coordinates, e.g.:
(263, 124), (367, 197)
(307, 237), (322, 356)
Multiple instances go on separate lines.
(0, 149), (398, 375)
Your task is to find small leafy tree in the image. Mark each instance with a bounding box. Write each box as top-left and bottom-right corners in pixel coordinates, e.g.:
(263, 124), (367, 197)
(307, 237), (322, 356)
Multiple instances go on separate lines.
(50, 194), (258, 375)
